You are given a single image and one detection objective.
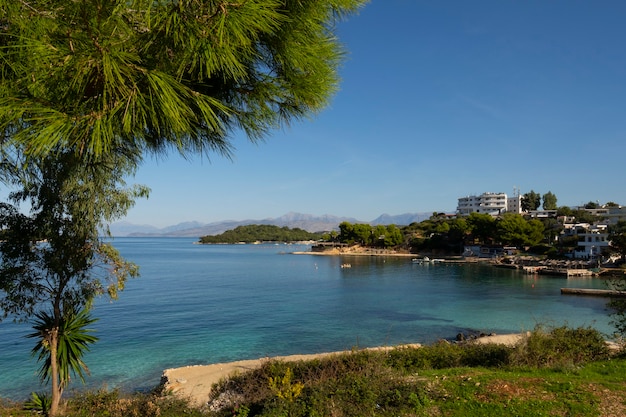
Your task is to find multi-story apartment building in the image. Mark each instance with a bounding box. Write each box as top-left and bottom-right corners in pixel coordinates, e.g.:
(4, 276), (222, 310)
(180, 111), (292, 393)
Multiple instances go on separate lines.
(562, 223), (610, 259)
(457, 192), (522, 216)
(507, 194), (523, 214)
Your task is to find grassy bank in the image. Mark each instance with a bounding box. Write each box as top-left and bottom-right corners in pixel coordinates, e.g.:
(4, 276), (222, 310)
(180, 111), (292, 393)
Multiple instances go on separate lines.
(2, 326), (625, 417)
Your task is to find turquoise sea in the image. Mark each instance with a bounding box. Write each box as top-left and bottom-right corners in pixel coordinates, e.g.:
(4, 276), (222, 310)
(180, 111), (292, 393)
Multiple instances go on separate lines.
(0, 237), (615, 400)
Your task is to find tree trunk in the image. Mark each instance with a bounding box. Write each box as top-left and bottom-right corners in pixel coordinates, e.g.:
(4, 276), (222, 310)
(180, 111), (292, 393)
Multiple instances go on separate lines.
(49, 294), (64, 417)
(49, 327), (62, 416)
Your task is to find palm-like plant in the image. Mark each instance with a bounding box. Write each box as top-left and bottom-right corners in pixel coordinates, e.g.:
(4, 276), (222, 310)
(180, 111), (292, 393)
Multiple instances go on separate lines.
(24, 391), (52, 417)
(27, 308), (98, 391)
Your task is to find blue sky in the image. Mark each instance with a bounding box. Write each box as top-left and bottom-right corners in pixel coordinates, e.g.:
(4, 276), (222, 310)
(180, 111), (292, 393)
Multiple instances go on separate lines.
(122, 0), (626, 227)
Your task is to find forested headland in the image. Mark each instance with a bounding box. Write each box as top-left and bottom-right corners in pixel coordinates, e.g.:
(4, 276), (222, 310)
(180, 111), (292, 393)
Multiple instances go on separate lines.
(198, 225), (325, 244)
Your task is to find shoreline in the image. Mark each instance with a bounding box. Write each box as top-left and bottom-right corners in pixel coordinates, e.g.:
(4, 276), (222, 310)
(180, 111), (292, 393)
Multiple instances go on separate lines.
(161, 334), (525, 407)
(292, 251), (418, 257)
(292, 248), (626, 275)
(159, 246), (622, 407)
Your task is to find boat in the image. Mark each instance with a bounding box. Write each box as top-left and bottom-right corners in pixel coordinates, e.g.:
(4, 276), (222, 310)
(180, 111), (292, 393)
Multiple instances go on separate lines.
(412, 257), (430, 264)
(412, 256), (446, 264)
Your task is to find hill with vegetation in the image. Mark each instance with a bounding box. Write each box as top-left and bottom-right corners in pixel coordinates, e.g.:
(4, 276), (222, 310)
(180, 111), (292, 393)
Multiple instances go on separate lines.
(198, 224), (324, 244)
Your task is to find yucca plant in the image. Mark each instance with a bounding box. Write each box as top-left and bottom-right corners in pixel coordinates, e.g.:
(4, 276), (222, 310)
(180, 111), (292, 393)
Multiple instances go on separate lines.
(27, 307), (98, 408)
(24, 391), (52, 416)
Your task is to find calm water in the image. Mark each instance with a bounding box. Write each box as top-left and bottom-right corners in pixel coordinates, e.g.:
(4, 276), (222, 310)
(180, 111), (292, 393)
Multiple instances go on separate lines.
(0, 237), (615, 400)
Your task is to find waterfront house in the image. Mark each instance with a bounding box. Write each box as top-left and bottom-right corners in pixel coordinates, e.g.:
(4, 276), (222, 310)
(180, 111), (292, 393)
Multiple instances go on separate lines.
(457, 192), (523, 217)
(561, 223), (610, 259)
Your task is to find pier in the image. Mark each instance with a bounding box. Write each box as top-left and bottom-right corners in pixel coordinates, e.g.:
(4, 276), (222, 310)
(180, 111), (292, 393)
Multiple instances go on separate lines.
(521, 266), (597, 277)
(541, 268), (596, 277)
(561, 288), (626, 297)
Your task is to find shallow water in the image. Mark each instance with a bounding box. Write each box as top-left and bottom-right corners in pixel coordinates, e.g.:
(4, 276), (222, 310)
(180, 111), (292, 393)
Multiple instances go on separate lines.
(0, 237), (615, 400)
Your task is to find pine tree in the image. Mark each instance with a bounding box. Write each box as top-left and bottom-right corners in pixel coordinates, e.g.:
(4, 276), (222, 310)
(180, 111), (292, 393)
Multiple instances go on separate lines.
(0, 0), (366, 159)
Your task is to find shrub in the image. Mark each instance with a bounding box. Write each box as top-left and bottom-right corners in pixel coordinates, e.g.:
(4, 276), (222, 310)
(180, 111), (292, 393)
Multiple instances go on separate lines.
(24, 391), (51, 416)
(386, 341), (512, 372)
(510, 325), (610, 368)
(267, 367), (304, 402)
(459, 343), (512, 368)
(386, 342), (462, 371)
(67, 390), (208, 417)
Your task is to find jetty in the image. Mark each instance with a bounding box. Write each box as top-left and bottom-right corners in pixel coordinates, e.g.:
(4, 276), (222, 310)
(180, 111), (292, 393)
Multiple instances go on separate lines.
(561, 288), (626, 297)
(540, 268), (596, 277)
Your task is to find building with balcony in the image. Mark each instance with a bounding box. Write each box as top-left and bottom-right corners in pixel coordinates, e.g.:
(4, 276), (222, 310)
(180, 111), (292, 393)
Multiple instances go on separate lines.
(562, 223), (610, 259)
(457, 192), (522, 216)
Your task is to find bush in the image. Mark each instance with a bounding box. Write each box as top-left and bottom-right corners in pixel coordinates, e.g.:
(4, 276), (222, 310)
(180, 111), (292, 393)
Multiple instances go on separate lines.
(459, 343), (512, 368)
(510, 325), (610, 368)
(385, 341), (511, 372)
(24, 391), (51, 416)
(67, 390), (208, 417)
(386, 342), (462, 371)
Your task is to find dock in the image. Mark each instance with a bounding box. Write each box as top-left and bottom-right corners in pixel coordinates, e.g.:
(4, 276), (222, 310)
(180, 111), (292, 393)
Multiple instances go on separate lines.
(540, 268), (596, 277)
(561, 288), (626, 297)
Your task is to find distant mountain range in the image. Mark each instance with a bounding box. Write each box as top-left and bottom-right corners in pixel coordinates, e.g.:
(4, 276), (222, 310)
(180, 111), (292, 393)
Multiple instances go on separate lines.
(109, 211), (434, 237)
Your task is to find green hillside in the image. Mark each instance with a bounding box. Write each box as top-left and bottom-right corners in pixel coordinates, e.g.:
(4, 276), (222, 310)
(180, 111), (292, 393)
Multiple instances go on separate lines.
(198, 224), (324, 244)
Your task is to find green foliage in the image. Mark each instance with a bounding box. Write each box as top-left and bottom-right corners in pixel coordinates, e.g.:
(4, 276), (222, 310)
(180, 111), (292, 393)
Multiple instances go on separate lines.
(542, 191), (558, 210)
(607, 266), (626, 337)
(386, 342), (511, 371)
(24, 391), (51, 416)
(0, 0), (367, 159)
(557, 205), (574, 217)
(199, 225), (323, 244)
(571, 208), (602, 223)
(466, 212), (497, 245)
(448, 217), (469, 245)
(510, 325), (610, 368)
(0, 150), (145, 415)
(66, 389), (208, 417)
(0, 151), (145, 321)
(521, 190), (541, 211)
(267, 367), (304, 402)
(337, 222), (405, 247)
(608, 220), (626, 259)
(496, 213), (545, 247)
(539, 217), (563, 244)
(27, 308), (98, 388)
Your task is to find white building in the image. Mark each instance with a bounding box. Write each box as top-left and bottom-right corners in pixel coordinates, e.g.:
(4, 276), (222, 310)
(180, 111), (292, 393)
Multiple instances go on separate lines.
(506, 194), (523, 214)
(580, 205), (626, 225)
(562, 223), (610, 259)
(457, 192), (521, 216)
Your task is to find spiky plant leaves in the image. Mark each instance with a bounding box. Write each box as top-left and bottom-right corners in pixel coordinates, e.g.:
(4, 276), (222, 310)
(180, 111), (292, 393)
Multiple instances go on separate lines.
(24, 391), (52, 416)
(27, 308), (98, 388)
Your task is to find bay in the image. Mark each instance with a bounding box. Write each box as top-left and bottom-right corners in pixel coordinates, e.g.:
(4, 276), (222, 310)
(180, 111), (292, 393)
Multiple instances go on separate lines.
(0, 237), (615, 400)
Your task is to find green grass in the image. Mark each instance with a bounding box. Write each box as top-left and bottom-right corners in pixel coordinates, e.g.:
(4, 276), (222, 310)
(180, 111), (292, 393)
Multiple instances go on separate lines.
(2, 326), (626, 417)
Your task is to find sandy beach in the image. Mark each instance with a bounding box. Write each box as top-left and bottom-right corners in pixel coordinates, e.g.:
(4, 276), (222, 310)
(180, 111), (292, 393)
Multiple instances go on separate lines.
(161, 335), (525, 407)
